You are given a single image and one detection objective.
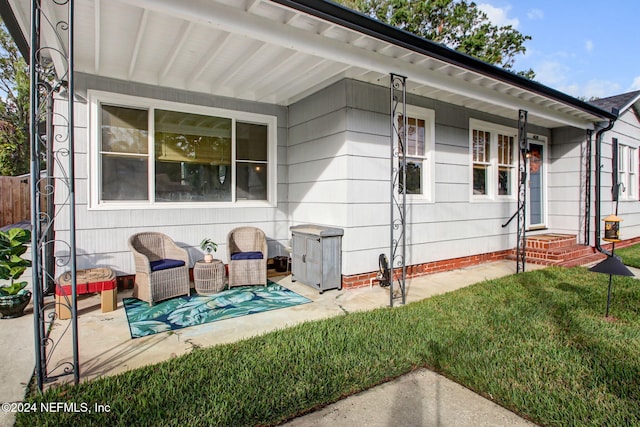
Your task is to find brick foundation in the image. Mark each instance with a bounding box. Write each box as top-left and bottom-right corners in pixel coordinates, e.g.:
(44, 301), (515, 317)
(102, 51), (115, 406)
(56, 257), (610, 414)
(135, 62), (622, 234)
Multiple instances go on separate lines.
(114, 236), (640, 292)
(341, 250), (511, 289)
(601, 235), (640, 251)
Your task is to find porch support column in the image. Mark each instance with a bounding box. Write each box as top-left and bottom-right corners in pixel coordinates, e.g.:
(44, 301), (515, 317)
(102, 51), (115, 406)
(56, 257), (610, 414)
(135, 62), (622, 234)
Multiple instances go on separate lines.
(30, 0), (79, 391)
(516, 109), (528, 273)
(390, 74), (407, 306)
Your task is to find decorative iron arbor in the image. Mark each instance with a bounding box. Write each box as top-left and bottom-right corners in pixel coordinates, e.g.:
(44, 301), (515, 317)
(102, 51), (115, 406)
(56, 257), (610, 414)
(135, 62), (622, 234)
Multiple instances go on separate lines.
(515, 109), (528, 273)
(389, 74), (407, 306)
(29, 0), (78, 391)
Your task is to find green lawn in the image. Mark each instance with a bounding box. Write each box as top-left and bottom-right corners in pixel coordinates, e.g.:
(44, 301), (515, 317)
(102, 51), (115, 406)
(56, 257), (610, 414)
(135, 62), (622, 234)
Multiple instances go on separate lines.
(616, 243), (640, 268)
(16, 266), (640, 426)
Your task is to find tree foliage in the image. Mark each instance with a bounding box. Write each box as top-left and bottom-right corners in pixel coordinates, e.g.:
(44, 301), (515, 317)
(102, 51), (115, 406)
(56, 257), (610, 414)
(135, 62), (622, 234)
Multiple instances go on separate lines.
(336, 0), (535, 78)
(0, 19), (29, 176)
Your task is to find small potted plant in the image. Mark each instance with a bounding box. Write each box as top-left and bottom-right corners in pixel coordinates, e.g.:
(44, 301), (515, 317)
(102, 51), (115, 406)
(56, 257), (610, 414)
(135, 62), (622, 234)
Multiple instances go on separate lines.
(200, 238), (218, 263)
(0, 228), (32, 319)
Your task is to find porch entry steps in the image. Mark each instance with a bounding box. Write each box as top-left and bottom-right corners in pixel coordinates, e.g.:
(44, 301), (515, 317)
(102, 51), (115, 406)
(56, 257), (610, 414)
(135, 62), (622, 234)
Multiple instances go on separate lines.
(510, 234), (606, 267)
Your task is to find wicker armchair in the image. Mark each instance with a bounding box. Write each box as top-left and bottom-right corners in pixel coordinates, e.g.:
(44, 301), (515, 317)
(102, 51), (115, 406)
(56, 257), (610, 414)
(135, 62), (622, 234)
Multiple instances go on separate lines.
(227, 226), (267, 287)
(128, 232), (190, 305)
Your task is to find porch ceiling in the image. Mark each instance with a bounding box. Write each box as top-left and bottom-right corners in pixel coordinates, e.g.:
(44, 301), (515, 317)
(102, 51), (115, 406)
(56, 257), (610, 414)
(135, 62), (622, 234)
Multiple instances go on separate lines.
(10, 0), (610, 129)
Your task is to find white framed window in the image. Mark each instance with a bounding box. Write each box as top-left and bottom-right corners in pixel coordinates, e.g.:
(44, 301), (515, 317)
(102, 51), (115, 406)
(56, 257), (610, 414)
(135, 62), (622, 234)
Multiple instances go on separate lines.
(470, 119), (517, 199)
(88, 91), (277, 209)
(397, 105), (435, 201)
(497, 134), (515, 196)
(618, 143), (638, 200)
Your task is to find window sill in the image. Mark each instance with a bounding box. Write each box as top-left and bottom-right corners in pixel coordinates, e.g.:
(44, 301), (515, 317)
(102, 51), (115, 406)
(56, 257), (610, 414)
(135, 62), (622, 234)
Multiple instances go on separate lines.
(88, 200), (276, 211)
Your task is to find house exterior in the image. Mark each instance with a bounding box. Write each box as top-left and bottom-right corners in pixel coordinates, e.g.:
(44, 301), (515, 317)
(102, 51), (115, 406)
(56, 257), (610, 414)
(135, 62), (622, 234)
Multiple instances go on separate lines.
(2, 0), (625, 289)
(589, 91), (640, 242)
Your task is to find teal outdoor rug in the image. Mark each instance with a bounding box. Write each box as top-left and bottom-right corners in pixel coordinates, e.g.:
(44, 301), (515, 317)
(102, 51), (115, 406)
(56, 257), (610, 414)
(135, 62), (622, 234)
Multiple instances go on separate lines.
(123, 281), (311, 338)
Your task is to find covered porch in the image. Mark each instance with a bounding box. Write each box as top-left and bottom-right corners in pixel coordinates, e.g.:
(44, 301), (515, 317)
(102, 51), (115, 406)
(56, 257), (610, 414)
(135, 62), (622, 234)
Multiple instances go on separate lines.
(36, 260), (528, 387)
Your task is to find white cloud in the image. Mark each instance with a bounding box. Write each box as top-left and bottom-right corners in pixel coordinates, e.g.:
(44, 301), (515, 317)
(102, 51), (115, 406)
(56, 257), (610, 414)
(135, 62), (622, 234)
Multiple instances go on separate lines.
(631, 76), (640, 91)
(533, 60), (621, 98)
(581, 80), (622, 99)
(527, 9), (544, 20)
(535, 60), (570, 87)
(585, 40), (594, 53)
(478, 3), (520, 28)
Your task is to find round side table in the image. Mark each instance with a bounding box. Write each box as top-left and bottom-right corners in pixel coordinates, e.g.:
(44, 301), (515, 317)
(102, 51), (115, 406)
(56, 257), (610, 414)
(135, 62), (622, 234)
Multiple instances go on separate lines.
(194, 260), (226, 295)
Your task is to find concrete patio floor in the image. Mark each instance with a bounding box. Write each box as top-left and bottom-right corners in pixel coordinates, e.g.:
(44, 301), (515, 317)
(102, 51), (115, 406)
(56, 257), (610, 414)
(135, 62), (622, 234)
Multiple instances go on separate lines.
(41, 260), (542, 386)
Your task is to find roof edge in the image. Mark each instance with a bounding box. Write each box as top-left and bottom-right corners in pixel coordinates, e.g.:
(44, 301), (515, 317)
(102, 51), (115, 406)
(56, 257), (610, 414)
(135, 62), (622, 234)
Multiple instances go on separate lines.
(620, 92), (640, 114)
(272, 0), (617, 121)
(0, 0), (29, 64)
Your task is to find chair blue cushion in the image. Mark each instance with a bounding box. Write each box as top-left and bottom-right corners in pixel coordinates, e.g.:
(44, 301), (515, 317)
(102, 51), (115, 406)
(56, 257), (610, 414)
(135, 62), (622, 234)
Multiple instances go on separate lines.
(150, 259), (186, 272)
(230, 251), (264, 260)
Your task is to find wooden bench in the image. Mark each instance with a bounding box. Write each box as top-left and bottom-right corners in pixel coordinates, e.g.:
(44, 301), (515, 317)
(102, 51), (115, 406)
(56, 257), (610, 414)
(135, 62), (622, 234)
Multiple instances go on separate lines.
(55, 267), (117, 319)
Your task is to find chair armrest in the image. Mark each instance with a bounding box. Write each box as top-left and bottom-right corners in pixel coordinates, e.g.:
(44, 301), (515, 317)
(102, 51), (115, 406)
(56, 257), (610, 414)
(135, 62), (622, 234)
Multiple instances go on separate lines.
(128, 239), (152, 274)
(163, 239), (190, 265)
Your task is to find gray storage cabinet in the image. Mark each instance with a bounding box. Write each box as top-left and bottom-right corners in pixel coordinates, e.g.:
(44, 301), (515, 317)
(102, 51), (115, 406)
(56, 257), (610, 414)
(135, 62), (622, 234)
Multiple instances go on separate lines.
(290, 224), (344, 293)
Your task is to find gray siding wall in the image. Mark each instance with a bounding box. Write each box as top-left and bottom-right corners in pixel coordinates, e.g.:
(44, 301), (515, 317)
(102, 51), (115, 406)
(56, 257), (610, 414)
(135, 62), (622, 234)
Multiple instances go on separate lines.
(55, 74), (289, 275)
(55, 74), (617, 280)
(289, 79), (558, 276)
(550, 107), (640, 247)
(600, 108), (640, 240)
(548, 127), (589, 240)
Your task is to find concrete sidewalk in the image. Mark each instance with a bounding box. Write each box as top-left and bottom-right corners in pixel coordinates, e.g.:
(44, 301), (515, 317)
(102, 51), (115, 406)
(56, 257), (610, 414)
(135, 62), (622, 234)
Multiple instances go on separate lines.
(0, 260), (543, 426)
(282, 368), (536, 427)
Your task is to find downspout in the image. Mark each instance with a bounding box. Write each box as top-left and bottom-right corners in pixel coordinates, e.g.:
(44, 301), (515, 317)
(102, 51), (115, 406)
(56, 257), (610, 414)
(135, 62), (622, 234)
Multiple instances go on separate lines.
(594, 116), (617, 256)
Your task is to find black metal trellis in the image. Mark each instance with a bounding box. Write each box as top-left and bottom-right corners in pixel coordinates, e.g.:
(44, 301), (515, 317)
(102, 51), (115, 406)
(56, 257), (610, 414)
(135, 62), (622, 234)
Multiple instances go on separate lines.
(389, 74), (407, 306)
(515, 109), (528, 273)
(30, 0), (78, 391)
(501, 110), (529, 273)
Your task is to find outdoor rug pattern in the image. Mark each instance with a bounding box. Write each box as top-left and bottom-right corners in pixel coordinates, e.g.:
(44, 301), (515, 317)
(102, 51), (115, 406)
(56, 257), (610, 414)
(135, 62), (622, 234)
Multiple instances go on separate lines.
(123, 281), (311, 338)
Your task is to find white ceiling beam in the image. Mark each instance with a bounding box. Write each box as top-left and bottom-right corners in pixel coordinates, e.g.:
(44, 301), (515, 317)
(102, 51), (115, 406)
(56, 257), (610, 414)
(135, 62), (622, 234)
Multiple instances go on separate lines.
(114, 0), (599, 128)
(274, 62), (356, 105)
(94, 0), (101, 73)
(254, 56), (327, 101)
(318, 22), (335, 35)
(246, 0), (261, 13)
(283, 11), (298, 25)
(210, 41), (266, 92)
(128, 9), (150, 79)
(188, 32), (233, 83)
(158, 21), (194, 83)
(38, 0), (69, 81)
(278, 61), (354, 102)
(235, 50), (304, 98)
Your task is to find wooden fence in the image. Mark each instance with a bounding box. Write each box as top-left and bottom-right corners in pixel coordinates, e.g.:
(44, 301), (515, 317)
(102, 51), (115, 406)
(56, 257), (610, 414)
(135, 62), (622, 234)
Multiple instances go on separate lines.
(0, 174), (31, 228)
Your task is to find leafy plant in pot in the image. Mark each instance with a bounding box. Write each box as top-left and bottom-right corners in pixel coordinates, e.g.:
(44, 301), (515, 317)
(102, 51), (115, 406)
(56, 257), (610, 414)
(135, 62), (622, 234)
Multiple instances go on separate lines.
(200, 238), (218, 263)
(0, 228), (32, 319)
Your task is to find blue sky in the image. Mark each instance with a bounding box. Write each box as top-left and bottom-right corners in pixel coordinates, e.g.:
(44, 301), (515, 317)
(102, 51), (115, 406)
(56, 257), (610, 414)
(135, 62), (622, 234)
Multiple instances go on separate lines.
(478, 1), (640, 99)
